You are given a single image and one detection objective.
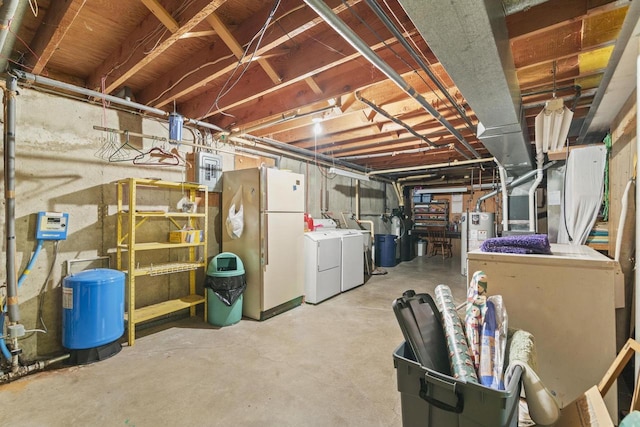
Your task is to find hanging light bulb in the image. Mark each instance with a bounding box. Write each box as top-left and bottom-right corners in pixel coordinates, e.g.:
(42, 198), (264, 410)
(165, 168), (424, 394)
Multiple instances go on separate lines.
(312, 116), (322, 135)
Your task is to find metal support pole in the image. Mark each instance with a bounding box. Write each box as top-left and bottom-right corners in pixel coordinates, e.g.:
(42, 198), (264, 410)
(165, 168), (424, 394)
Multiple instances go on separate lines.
(4, 74), (19, 323)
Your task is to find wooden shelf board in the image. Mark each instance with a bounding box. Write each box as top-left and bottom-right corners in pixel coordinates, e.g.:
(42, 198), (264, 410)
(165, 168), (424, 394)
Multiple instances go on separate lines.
(127, 294), (205, 323)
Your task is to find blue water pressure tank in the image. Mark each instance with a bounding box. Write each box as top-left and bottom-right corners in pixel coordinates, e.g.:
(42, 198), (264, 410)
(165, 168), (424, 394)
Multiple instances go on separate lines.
(62, 268), (124, 350)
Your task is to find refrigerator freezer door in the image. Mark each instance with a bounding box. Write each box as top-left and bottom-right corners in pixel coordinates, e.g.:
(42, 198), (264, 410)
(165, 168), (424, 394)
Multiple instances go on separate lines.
(265, 168), (304, 212)
(263, 211), (304, 311)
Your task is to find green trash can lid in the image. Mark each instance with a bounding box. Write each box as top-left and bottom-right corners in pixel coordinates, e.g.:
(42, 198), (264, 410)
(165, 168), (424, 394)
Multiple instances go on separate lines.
(207, 252), (245, 277)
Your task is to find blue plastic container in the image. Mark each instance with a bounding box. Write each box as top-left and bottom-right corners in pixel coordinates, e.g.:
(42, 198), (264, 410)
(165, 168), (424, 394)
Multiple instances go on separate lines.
(62, 268), (125, 349)
(169, 112), (183, 142)
(375, 234), (397, 267)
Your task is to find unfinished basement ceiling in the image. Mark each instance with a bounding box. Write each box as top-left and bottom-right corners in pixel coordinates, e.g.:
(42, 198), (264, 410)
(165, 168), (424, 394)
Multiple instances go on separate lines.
(4, 0), (635, 183)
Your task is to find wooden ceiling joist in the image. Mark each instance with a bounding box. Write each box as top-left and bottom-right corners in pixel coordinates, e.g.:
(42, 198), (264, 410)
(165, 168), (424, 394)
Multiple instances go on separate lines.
(87, 0), (227, 93)
(25, 0), (87, 74)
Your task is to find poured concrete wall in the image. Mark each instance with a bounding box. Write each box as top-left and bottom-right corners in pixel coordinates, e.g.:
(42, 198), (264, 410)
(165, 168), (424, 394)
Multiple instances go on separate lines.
(0, 87), (396, 359)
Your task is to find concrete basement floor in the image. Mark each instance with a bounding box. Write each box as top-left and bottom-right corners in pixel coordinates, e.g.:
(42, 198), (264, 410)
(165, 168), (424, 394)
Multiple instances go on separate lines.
(1, 255), (466, 427)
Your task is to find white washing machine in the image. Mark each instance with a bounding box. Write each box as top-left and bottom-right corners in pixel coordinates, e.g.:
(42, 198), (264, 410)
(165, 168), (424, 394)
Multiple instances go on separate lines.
(304, 231), (341, 304)
(329, 229), (365, 292)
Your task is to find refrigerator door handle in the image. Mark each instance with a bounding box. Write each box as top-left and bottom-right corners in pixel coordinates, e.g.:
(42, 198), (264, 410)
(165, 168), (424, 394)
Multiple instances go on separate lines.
(262, 212), (269, 267)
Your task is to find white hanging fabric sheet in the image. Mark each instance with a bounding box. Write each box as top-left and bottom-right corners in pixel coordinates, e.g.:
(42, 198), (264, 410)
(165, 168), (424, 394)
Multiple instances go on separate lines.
(557, 145), (607, 245)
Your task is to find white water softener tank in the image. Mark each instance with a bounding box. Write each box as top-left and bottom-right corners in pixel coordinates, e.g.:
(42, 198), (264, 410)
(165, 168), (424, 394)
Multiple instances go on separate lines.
(460, 211), (495, 276)
(391, 215), (402, 261)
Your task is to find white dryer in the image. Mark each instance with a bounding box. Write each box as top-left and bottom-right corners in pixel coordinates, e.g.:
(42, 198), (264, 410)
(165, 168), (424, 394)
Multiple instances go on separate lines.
(329, 229), (365, 292)
(303, 231), (341, 304)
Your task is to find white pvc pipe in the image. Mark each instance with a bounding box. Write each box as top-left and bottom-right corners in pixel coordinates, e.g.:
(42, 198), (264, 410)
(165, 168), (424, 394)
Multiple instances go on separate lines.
(528, 154), (544, 232)
(369, 157), (495, 175)
(528, 169), (542, 232)
(497, 161), (509, 233)
(635, 46), (640, 379)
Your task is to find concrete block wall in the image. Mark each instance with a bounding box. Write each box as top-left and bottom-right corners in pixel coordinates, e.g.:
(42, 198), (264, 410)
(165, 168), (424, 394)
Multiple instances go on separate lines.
(0, 87), (397, 359)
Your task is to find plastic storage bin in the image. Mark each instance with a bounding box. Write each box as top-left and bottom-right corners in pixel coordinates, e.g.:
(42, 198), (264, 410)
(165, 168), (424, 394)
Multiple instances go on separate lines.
(206, 252), (246, 326)
(375, 234), (397, 267)
(393, 343), (522, 427)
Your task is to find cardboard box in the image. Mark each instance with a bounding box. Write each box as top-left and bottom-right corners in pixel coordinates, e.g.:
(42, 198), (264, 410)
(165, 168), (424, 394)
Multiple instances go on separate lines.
(554, 386), (614, 427)
(169, 230), (202, 243)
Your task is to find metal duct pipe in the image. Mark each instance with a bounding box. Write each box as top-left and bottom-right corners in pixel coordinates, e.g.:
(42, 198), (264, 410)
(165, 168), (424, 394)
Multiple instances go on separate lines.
(355, 181), (360, 219)
(356, 92), (436, 147)
(4, 74), (19, 323)
(0, 353), (70, 384)
(303, 0), (481, 159)
(580, 0), (640, 144)
(10, 70), (225, 133)
(400, 0), (532, 170)
(0, 0), (20, 71)
(528, 153), (544, 232)
(369, 157), (495, 175)
(475, 160), (556, 211)
(355, 92), (472, 160)
(242, 135), (369, 173)
(340, 143), (446, 160)
(497, 162), (509, 231)
(363, 0), (475, 131)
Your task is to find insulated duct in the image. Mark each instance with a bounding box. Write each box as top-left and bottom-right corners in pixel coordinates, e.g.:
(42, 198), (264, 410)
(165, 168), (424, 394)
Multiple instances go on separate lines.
(399, 0), (533, 171)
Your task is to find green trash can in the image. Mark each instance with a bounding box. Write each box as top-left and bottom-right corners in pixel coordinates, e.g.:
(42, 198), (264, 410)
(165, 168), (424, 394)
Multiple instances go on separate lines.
(205, 252), (246, 327)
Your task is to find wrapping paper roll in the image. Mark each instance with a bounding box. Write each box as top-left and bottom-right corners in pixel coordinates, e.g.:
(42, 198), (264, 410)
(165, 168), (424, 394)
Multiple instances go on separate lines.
(434, 284), (478, 383)
(466, 271), (488, 371)
(479, 295), (507, 390)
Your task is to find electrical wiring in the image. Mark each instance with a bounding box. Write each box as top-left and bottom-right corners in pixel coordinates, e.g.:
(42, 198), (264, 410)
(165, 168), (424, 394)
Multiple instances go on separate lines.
(104, 0), (197, 79)
(7, 23), (44, 71)
(29, 0), (38, 17)
(145, 53), (236, 106)
(148, 3), (306, 109)
(202, 0), (282, 120)
(21, 240), (60, 340)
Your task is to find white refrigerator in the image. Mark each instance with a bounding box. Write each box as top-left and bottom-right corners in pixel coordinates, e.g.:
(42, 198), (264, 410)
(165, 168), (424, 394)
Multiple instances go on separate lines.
(222, 167), (305, 320)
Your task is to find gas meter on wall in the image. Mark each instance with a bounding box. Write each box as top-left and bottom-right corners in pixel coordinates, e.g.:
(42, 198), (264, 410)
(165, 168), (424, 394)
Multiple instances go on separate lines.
(36, 211), (69, 240)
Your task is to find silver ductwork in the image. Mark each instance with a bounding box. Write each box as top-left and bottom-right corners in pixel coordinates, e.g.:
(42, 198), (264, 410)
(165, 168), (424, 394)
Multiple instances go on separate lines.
(399, 0), (533, 172)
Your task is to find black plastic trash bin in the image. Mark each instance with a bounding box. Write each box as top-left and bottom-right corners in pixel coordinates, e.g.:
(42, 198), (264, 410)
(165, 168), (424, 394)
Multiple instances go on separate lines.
(205, 252), (246, 326)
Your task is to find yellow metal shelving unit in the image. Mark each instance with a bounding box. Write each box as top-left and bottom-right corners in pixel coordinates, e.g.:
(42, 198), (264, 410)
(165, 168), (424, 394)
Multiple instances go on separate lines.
(116, 178), (208, 345)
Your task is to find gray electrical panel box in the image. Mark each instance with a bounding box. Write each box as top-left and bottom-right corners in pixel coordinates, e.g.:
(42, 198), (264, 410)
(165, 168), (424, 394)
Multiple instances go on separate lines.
(195, 152), (222, 191)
